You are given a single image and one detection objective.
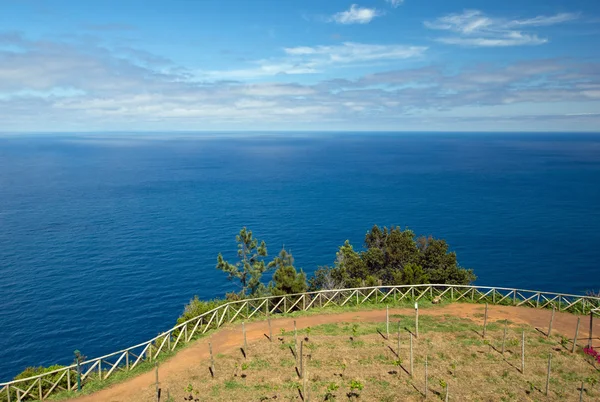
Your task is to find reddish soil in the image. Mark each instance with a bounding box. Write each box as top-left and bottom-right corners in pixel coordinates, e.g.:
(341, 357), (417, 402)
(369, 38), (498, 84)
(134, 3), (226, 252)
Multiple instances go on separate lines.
(73, 303), (600, 402)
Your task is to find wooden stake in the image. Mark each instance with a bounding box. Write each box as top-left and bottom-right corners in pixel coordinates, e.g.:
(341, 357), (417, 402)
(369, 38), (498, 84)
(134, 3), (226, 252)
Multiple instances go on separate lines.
(572, 317), (580, 353)
(502, 320), (507, 354)
(209, 342), (215, 377)
(303, 362), (309, 402)
(299, 341), (304, 379)
(268, 316), (272, 342)
(76, 358), (81, 392)
(521, 330), (525, 374)
(483, 303), (488, 338)
(410, 333), (414, 378)
(386, 305), (390, 340)
(242, 322), (248, 354)
(588, 311), (593, 348)
(445, 383), (449, 402)
(548, 306), (555, 337)
(579, 380), (584, 402)
(545, 353), (552, 396)
(397, 322), (401, 357)
(294, 320), (298, 356)
(415, 303), (419, 339)
(424, 355), (428, 398)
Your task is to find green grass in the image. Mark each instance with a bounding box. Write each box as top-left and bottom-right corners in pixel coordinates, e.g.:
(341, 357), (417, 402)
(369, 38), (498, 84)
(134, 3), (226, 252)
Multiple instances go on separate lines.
(224, 379), (246, 390)
(278, 358), (295, 368)
(248, 359), (271, 369)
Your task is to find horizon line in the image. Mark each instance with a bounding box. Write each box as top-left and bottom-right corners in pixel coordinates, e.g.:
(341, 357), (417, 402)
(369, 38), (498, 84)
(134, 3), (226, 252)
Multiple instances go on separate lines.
(2, 130), (600, 136)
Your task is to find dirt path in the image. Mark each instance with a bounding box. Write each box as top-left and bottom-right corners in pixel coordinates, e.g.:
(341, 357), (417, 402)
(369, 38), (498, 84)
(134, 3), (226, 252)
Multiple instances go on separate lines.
(73, 304), (599, 402)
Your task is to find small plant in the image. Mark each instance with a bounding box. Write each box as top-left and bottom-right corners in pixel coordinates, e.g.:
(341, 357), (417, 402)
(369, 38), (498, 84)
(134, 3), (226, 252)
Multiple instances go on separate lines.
(393, 359), (403, 367)
(526, 381), (535, 394)
(241, 362), (249, 371)
(184, 383), (195, 399)
(439, 379), (447, 389)
(349, 379), (364, 391)
(351, 324), (359, 339)
(280, 328), (286, 337)
(324, 381), (340, 399)
(327, 382), (340, 392)
(347, 379), (364, 399)
(305, 326), (312, 341)
(560, 336), (569, 347)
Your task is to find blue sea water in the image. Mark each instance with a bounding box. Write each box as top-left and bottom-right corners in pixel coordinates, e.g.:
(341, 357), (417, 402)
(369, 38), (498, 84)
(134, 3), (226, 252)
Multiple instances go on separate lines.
(1, 132), (600, 380)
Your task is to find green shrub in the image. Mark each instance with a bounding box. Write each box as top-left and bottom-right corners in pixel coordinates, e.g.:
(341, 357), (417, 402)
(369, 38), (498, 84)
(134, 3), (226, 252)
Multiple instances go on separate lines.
(173, 296), (228, 338)
(1, 365), (69, 402)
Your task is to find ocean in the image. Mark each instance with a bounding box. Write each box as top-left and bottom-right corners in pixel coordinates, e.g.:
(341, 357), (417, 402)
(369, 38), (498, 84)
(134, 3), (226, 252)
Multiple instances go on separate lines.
(1, 132), (599, 380)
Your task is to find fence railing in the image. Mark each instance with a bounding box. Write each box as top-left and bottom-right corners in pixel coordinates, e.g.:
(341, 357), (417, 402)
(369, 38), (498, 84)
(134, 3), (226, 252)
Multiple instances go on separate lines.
(2, 283), (599, 401)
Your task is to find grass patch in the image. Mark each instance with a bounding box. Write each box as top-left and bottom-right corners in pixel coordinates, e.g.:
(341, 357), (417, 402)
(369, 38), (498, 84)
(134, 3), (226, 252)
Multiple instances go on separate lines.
(39, 299), (597, 402)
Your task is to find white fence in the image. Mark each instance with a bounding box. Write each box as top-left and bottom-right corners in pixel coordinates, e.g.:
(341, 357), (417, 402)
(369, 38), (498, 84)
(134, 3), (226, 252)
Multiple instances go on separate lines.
(2, 284), (599, 401)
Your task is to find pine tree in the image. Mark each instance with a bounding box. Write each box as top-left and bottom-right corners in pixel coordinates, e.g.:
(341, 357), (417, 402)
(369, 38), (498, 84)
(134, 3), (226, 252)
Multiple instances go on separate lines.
(269, 248), (308, 296)
(216, 227), (270, 296)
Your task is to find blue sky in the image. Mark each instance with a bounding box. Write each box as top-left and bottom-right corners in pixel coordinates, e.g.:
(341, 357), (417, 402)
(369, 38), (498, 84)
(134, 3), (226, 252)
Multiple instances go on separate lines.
(1, 0), (599, 132)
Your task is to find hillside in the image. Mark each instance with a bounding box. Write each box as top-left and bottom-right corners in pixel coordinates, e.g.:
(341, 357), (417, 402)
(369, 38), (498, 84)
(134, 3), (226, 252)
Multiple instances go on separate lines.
(70, 303), (599, 402)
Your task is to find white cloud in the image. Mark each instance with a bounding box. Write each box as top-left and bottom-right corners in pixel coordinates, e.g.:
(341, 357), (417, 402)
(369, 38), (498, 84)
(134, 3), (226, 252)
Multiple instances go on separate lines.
(331, 5), (383, 24)
(283, 42), (426, 63)
(424, 9), (579, 47)
(385, 0), (404, 8)
(203, 42), (427, 79)
(437, 33), (547, 47)
(203, 62), (320, 79)
(238, 84), (316, 97)
(509, 13), (579, 27)
(1, 33), (599, 131)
